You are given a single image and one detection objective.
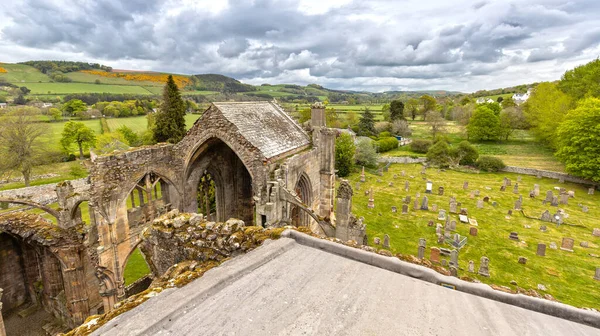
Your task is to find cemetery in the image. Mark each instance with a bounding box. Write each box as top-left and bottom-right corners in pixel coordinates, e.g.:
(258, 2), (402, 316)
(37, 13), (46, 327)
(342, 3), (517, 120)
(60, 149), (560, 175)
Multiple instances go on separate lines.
(350, 163), (600, 310)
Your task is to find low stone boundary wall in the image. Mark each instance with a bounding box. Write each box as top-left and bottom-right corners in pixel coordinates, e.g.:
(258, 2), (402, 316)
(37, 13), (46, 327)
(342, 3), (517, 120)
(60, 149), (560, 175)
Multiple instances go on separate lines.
(282, 230), (600, 329)
(501, 166), (596, 187)
(125, 275), (153, 298)
(0, 178), (90, 206)
(379, 157), (426, 164)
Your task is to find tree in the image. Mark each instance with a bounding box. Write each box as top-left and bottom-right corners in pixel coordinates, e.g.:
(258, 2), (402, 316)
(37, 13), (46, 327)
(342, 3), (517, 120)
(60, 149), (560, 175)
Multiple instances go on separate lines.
(390, 100), (405, 121)
(357, 107), (376, 136)
(346, 110), (358, 127)
(355, 138), (377, 167)
(298, 108), (311, 123)
(62, 99), (87, 117)
(117, 125), (140, 147)
(50, 108), (63, 121)
(496, 96), (504, 103)
(460, 96), (472, 106)
(452, 141), (479, 166)
(420, 95), (437, 119)
(426, 140), (452, 167)
(0, 107), (48, 186)
(497, 107), (526, 141)
(467, 106), (500, 141)
(19, 86), (31, 95)
(94, 132), (130, 155)
(426, 112), (446, 139)
(381, 103), (391, 121)
(501, 96), (516, 108)
(556, 97), (600, 182)
(153, 75), (186, 143)
(391, 119), (412, 137)
(335, 133), (356, 177)
(14, 94), (27, 105)
(558, 58), (600, 101)
(406, 98), (420, 120)
(61, 121), (97, 159)
(523, 82), (572, 149)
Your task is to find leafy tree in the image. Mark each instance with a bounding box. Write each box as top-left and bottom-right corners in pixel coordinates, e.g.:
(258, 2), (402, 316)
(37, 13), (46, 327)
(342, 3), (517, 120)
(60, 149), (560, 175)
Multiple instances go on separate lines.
(558, 58), (600, 101)
(467, 106), (500, 141)
(153, 75), (186, 143)
(94, 132), (130, 155)
(355, 138), (378, 167)
(501, 96), (516, 108)
(62, 99), (87, 117)
(426, 140), (452, 167)
(376, 137), (399, 153)
(426, 112), (446, 138)
(345, 110), (358, 127)
(326, 108), (341, 128)
(117, 125), (140, 147)
(335, 133), (356, 177)
(61, 121), (97, 159)
(523, 82), (572, 149)
(14, 94), (27, 105)
(0, 107), (49, 186)
(298, 108), (311, 123)
(357, 107), (376, 136)
(496, 96), (504, 103)
(460, 96), (472, 106)
(390, 100), (405, 121)
(391, 119), (412, 137)
(420, 95), (437, 119)
(410, 139), (432, 153)
(498, 107), (527, 140)
(406, 98), (420, 120)
(50, 107), (63, 121)
(481, 102), (501, 115)
(452, 141), (479, 165)
(556, 98), (600, 182)
(19, 86), (31, 95)
(381, 103), (391, 121)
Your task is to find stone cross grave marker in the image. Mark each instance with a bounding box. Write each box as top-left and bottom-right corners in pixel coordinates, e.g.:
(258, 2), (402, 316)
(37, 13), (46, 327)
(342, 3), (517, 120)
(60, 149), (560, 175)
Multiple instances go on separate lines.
(360, 166), (365, 182)
(560, 237), (574, 252)
(478, 257), (490, 277)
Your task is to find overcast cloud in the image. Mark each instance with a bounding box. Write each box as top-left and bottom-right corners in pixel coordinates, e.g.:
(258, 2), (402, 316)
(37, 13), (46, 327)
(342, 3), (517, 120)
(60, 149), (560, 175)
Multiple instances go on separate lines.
(0, 0), (599, 92)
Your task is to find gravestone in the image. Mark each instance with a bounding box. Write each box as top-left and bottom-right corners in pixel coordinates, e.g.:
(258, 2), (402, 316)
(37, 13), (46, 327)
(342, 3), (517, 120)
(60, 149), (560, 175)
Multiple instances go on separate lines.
(425, 181), (433, 194)
(405, 181), (410, 192)
(450, 249), (459, 268)
(438, 210), (446, 220)
(469, 218), (478, 226)
(492, 201), (498, 207)
(507, 209), (513, 216)
(549, 242), (557, 249)
(560, 237), (574, 252)
(540, 210), (551, 222)
(589, 187), (595, 195)
(595, 268), (600, 281)
(533, 184), (540, 197)
(458, 215), (468, 224)
(401, 170), (406, 177)
(374, 237), (381, 245)
(545, 191), (553, 202)
(402, 204), (409, 214)
(477, 200), (484, 209)
(560, 194), (569, 205)
(383, 234), (390, 248)
(355, 183), (361, 191)
(517, 176), (522, 183)
(551, 196), (559, 207)
(449, 201), (457, 214)
(483, 196), (490, 202)
(365, 190), (369, 196)
(393, 174), (398, 179)
(430, 247), (440, 263)
(474, 190), (480, 197)
(568, 190), (575, 198)
(388, 182), (393, 187)
(580, 241), (589, 248)
(468, 260), (475, 273)
(418, 238), (426, 259)
(514, 198), (522, 210)
(441, 260), (447, 267)
(582, 206), (589, 213)
(413, 199), (420, 211)
(436, 223), (442, 235)
(505, 178), (511, 186)
(416, 192), (421, 198)
(529, 190), (535, 198)
(509, 232), (519, 241)
(469, 227), (478, 236)
(405, 195), (411, 204)
(432, 204), (438, 212)
(428, 220), (434, 227)
(391, 206), (397, 213)
(460, 208), (468, 215)
(421, 196), (429, 210)
(360, 166), (366, 182)
(593, 228), (600, 237)
(469, 192), (475, 199)
(537, 244), (546, 256)
(463, 181), (468, 190)
(368, 189), (375, 208)
(449, 220), (457, 230)
(478, 257), (490, 277)
(540, 225), (547, 232)
(438, 186), (444, 196)
(513, 183), (519, 194)
(518, 256), (527, 264)
(500, 185), (506, 192)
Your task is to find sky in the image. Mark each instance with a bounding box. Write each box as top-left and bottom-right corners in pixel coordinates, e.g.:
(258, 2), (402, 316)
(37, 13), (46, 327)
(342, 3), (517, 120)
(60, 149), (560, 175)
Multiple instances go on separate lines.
(0, 0), (599, 93)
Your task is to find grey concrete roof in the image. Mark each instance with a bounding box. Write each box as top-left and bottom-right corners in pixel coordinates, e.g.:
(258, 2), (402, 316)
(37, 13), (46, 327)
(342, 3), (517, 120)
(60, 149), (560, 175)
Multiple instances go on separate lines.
(93, 237), (599, 336)
(213, 101), (310, 159)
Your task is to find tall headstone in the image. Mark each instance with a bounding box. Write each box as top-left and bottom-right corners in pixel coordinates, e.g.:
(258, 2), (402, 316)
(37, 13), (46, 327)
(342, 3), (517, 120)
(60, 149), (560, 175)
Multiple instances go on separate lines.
(478, 256), (490, 277)
(368, 189), (375, 208)
(589, 187), (595, 195)
(514, 198), (522, 210)
(436, 224), (442, 235)
(513, 183), (519, 194)
(595, 268), (600, 281)
(449, 201), (457, 214)
(551, 196), (559, 207)
(438, 186), (444, 196)
(360, 166), (365, 182)
(383, 234), (390, 249)
(402, 204), (409, 214)
(430, 247), (440, 263)
(537, 244), (546, 257)
(413, 198), (420, 211)
(560, 237), (574, 252)
(418, 238), (426, 259)
(450, 249), (459, 268)
(425, 181), (433, 194)
(421, 196), (429, 210)
(468, 260), (475, 273)
(533, 184), (540, 197)
(463, 181), (469, 190)
(405, 181), (410, 192)
(545, 191), (553, 202)
(560, 193), (569, 205)
(477, 199), (484, 209)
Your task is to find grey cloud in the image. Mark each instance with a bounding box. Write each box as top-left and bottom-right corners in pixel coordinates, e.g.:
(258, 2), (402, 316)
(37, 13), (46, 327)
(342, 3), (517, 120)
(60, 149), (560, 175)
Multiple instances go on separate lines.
(218, 38), (250, 58)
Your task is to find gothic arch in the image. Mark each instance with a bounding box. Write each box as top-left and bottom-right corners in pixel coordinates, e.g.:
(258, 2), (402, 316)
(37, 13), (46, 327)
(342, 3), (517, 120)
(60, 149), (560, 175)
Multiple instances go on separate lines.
(292, 173), (313, 227)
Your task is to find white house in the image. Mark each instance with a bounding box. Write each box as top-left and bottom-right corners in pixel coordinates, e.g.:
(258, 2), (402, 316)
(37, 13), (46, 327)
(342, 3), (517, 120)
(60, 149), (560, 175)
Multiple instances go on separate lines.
(0, 103), (7, 109)
(476, 98), (496, 104)
(513, 88), (533, 104)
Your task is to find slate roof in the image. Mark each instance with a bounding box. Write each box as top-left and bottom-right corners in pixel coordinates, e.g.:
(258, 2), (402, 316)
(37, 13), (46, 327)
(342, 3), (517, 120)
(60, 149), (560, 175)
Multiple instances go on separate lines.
(213, 101), (310, 159)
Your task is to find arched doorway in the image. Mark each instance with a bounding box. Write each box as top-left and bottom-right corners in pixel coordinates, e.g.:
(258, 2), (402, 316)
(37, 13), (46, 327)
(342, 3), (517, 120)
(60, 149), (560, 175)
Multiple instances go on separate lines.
(126, 173), (172, 226)
(291, 173), (313, 227)
(185, 138), (253, 224)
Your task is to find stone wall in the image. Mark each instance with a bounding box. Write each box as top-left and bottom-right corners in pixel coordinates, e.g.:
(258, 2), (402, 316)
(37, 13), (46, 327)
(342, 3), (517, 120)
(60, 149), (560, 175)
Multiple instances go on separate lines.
(0, 178), (89, 207)
(501, 166), (597, 186)
(378, 157), (427, 164)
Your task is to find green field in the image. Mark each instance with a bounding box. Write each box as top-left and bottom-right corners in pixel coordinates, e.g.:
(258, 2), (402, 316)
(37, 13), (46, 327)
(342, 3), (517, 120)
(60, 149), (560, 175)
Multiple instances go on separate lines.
(0, 63), (51, 82)
(104, 114), (201, 133)
(24, 82), (154, 95)
(349, 163), (600, 309)
(42, 119), (102, 150)
(123, 248), (151, 286)
(65, 71), (162, 87)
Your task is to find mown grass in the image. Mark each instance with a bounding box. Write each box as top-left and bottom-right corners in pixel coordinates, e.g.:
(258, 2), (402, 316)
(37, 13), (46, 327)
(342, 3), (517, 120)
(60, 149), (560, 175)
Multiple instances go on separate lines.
(346, 163), (600, 309)
(104, 114), (201, 133)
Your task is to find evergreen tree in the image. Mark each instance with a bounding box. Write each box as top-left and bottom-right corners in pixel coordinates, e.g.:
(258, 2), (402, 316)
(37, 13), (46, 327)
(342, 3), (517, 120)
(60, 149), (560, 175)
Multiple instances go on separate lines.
(389, 100), (405, 120)
(357, 107), (376, 136)
(153, 75), (186, 143)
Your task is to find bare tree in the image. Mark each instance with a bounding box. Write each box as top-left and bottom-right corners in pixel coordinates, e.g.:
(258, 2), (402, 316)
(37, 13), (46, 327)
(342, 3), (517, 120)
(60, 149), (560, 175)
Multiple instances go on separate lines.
(426, 112), (447, 139)
(0, 107), (49, 186)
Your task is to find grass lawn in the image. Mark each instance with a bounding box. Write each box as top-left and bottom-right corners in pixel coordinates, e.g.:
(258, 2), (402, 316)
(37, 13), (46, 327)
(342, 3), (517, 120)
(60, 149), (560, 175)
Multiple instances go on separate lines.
(346, 163), (600, 309)
(43, 119), (102, 151)
(0, 161), (87, 191)
(123, 248), (151, 286)
(105, 117), (150, 133)
(24, 83), (154, 95)
(0, 63), (51, 82)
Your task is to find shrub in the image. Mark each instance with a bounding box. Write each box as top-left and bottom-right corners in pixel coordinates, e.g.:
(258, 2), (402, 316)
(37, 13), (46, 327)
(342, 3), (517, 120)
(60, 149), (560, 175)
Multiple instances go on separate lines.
(355, 138), (378, 167)
(374, 121), (391, 134)
(455, 141), (479, 165)
(426, 141), (452, 167)
(376, 137), (399, 153)
(476, 156), (505, 172)
(410, 139), (432, 153)
(379, 131), (391, 138)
